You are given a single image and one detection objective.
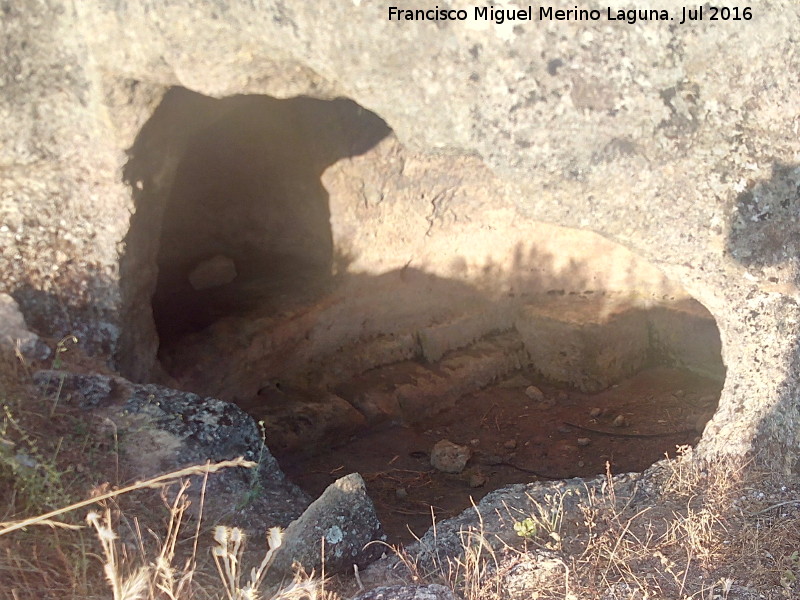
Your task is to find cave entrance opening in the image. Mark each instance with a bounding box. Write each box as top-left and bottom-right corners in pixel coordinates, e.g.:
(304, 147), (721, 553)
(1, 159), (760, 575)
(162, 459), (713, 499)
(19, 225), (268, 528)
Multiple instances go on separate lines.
(120, 89), (725, 544)
(119, 87), (390, 376)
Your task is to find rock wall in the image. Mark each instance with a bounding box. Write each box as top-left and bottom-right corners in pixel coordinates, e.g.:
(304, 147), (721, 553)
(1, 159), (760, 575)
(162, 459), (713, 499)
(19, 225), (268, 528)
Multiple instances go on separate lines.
(1, 1), (799, 471)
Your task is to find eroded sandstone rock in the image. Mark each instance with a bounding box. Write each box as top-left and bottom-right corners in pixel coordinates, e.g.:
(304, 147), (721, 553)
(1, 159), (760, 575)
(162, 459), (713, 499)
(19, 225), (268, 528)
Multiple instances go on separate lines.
(264, 473), (384, 588)
(2, 2), (799, 472)
(431, 439), (471, 474)
(32, 370), (310, 528)
(0, 293), (50, 360)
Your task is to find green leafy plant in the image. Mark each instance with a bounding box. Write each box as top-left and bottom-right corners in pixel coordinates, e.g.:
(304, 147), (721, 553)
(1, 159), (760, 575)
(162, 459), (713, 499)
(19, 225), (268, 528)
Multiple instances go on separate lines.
(513, 491), (568, 550)
(513, 517), (538, 539)
(237, 420), (268, 510)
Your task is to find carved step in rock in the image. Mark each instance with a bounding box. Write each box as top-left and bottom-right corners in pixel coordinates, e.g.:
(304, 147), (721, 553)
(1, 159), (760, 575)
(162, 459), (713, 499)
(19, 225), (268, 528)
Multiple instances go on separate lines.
(296, 305), (517, 391)
(417, 305), (515, 363)
(337, 331), (528, 424)
(301, 332), (420, 391)
(516, 297), (649, 392)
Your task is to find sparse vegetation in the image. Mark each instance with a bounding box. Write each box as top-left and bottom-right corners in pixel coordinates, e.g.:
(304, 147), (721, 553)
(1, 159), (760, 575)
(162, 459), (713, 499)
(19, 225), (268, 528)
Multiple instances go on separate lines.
(0, 348), (328, 600)
(237, 420), (269, 511)
(373, 451), (799, 599)
(512, 491), (567, 551)
(1, 345), (799, 599)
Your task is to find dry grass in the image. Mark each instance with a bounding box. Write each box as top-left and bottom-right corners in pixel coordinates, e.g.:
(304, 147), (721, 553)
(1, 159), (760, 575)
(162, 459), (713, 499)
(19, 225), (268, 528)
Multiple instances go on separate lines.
(371, 506), (505, 600)
(374, 448), (799, 600)
(81, 484), (327, 600)
(2, 344), (800, 600)
(443, 505), (503, 600)
(0, 347), (333, 600)
(2, 455), (330, 600)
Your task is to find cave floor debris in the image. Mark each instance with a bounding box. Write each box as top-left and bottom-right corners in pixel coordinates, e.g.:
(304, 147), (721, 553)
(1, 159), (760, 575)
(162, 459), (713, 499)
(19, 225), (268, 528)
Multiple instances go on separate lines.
(278, 365), (722, 544)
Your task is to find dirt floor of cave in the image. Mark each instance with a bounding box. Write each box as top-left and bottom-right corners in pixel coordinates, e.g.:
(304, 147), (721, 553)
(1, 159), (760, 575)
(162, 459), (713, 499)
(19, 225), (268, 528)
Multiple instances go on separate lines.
(278, 365), (722, 545)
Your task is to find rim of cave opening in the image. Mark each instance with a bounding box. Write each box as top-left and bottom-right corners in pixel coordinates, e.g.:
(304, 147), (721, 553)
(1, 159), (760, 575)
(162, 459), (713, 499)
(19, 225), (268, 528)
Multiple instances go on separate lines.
(119, 87), (727, 544)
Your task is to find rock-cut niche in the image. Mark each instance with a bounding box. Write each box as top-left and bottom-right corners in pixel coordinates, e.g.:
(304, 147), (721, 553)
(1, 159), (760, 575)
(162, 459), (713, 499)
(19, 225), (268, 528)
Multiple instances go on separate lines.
(118, 87), (391, 379)
(119, 87), (727, 543)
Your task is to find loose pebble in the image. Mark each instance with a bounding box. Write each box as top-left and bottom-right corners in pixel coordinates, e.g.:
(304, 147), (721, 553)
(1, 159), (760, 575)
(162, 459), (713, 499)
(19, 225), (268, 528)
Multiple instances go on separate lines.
(525, 385), (545, 402)
(613, 415), (627, 428)
(430, 439), (471, 474)
(589, 407), (602, 418)
(577, 437), (591, 446)
(504, 439), (518, 450)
